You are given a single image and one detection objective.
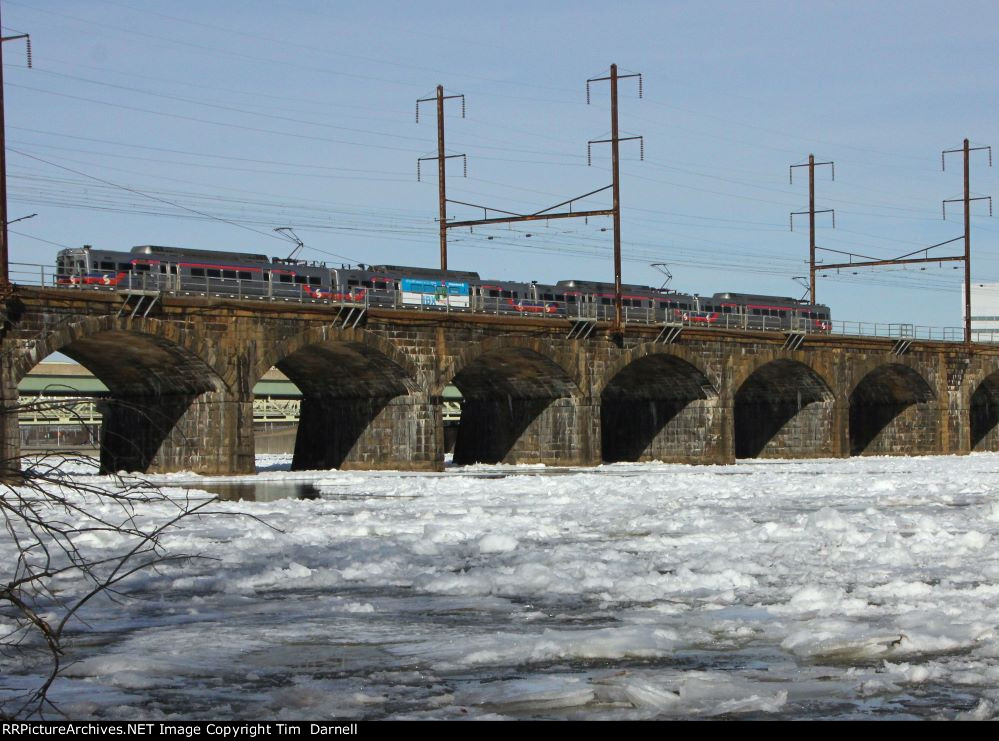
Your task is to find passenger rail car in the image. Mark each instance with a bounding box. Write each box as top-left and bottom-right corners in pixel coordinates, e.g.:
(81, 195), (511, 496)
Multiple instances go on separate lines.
(556, 279), (697, 323)
(56, 245), (330, 301)
(700, 293), (831, 332)
(53, 245), (832, 331)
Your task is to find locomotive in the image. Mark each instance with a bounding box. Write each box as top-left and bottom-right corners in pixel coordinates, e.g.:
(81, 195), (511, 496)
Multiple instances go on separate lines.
(54, 244), (832, 331)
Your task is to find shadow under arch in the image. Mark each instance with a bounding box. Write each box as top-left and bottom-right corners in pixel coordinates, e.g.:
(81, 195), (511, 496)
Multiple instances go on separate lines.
(600, 352), (718, 462)
(849, 363), (935, 456)
(272, 340), (420, 470)
(734, 359), (834, 459)
(444, 346), (583, 465)
(19, 326), (226, 473)
(971, 371), (999, 451)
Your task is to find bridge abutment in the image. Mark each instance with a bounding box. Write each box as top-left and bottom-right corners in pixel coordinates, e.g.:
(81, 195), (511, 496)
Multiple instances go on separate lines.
(453, 395), (599, 466)
(1, 355), (20, 478)
(99, 390), (254, 475)
(294, 393), (441, 471)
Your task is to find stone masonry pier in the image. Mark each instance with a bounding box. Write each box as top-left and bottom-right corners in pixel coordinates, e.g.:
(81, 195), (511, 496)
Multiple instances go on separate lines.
(1, 286), (995, 475)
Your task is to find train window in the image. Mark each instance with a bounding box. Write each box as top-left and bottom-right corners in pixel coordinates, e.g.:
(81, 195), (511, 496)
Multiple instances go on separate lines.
(190, 268), (205, 277)
(555, 294), (565, 302)
(309, 277), (321, 286)
(488, 289), (499, 298)
(779, 310), (787, 317)
(239, 272), (252, 280)
(206, 269), (221, 278)
(501, 290), (512, 298)
(347, 279), (359, 286)
(723, 306), (732, 314)
(362, 280), (373, 288)
(134, 264), (151, 272)
(223, 270), (236, 279)
(160, 265), (167, 273)
(279, 274), (292, 283)
(100, 261), (114, 270)
(543, 293), (554, 301)
(751, 308), (760, 315)
(294, 276), (307, 284)
(566, 295), (576, 303)
(601, 298), (611, 305)
(118, 263), (131, 271)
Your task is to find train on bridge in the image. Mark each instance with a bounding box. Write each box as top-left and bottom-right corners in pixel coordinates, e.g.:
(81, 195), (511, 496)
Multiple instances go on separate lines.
(54, 244), (832, 331)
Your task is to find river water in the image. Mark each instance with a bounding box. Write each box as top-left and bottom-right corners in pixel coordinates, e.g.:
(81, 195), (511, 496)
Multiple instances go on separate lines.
(5, 454), (999, 719)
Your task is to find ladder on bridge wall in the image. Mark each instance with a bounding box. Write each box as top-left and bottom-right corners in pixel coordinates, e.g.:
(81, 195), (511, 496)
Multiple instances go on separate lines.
(782, 332), (807, 351)
(655, 323), (683, 344)
(567, 319), (596, 340)
(116, 290), (160, 319)
(332, 304), (366, 329)
(891, 338), (913, 355)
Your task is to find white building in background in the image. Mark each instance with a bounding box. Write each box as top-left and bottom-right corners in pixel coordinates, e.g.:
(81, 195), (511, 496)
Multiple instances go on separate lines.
(970, 283), (999, 342)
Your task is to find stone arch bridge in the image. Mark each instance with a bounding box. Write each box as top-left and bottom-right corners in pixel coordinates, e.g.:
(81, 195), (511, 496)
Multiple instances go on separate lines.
(2, 287), (997, 475)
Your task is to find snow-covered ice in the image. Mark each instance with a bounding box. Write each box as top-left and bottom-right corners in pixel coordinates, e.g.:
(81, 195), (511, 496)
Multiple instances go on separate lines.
(4, 453), (999, 719)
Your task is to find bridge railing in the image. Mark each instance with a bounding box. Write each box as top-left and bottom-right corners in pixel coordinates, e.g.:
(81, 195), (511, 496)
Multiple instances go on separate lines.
(11, 262), (993, 344)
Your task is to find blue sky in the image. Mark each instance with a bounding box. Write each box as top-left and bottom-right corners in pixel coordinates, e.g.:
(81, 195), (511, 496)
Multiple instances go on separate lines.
(2, 0), (997, 327)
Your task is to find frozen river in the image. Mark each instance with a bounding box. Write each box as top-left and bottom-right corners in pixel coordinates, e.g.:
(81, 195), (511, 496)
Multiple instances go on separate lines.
(4, 454), (999, 720)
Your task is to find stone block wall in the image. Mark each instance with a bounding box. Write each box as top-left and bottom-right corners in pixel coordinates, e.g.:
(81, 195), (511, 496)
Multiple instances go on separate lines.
(4, 288), (999, 477)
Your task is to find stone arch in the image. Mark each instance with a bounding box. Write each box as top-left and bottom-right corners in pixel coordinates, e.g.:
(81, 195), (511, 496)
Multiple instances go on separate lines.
(733, 359), (835, 459)
(438, 338), (588, 466)
(599, 346), (721, 463)
(255, 324), (423, 391)
(8, 316), (232, 473)
(849, 363), (935, 456)
(970, 372), (999, 451)
(436, 335), (582, 398)
(259, 325), (429, 471)
(11, 315), (229, 390)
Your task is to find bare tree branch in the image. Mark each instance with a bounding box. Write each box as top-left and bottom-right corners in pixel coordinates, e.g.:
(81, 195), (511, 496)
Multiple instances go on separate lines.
(0, 397), (252, 720)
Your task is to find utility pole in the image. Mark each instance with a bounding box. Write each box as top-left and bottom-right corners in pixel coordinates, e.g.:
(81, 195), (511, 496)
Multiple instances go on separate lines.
(789, 154), (834, 303)
(587, 64), (643, 331)
(943, 139), (992, 344)
(809, 139), (989, 346)
(0, 2), (31, 288)
(416, 86), (465, 271)
(417, 65), (643, 335)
